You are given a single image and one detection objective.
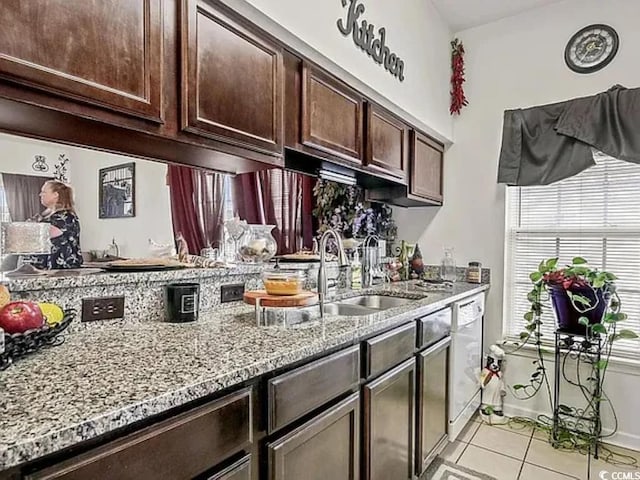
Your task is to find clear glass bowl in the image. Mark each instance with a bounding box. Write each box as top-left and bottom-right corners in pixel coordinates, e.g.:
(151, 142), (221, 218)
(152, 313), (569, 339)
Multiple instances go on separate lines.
(238, 224), (277, 263)
(262, 270), (306, 296)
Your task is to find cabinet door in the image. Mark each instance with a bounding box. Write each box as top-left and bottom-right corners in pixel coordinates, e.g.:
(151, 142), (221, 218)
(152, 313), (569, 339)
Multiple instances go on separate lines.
(301, 64), (363, 164)
(416, 339), (450, 476)
(410, 131), (444, 204)
(207, 455), (251, 480)
(268, 393), (359, 480)
(363, 358), (415, 480)
(181, 0), (283, 154)
(365, 103), (408, 180)
(0, 0), (163, 122)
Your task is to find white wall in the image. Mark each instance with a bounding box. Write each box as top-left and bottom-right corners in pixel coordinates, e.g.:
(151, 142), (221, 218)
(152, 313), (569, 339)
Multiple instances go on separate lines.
(242, 0), (453, 141)
(0, 133), (174, 258)
(71, 152), (174, 258)
(393, 0), (640, 448)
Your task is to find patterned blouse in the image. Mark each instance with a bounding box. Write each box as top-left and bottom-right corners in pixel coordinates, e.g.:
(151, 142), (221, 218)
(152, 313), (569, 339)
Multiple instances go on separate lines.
(33, 210), (83, 269)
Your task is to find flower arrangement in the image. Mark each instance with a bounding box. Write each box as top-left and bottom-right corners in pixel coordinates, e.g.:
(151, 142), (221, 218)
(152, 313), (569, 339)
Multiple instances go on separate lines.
(352, 203), (397, 241)
(312, 180), (360, 238)
(312, 180), (397, 241)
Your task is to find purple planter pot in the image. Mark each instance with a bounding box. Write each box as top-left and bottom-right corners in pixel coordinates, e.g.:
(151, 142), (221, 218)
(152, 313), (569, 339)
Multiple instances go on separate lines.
(549, 285), (608, 334)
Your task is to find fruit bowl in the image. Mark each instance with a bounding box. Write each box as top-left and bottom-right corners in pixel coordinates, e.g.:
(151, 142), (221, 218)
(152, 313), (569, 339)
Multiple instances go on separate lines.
(0, 309), (76, 370)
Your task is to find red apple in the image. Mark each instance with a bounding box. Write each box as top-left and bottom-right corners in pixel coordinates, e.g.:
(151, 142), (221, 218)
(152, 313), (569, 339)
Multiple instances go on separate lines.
(0, 301), (45, 334)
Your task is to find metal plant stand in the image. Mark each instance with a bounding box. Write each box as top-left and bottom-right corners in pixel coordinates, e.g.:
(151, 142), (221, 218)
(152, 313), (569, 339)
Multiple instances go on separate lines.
(552, 329), (603, 459)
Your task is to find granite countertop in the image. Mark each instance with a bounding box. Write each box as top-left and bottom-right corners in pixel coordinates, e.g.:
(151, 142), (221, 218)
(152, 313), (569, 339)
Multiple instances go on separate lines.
(2, 261), (336, 292)
(1, 264), (266, 292)
(0, 281), (489, 471)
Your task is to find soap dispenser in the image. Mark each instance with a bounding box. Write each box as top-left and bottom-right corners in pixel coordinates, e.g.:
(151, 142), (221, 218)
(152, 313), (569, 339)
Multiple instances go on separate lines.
(351, 250), (362, 290)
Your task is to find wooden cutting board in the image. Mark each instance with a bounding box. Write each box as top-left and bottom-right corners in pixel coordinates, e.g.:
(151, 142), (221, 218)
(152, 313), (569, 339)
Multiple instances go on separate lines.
(243, 290), (319, 308)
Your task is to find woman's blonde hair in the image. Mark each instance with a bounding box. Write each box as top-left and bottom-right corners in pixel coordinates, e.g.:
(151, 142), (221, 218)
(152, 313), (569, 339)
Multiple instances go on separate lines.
(44, 180), (76, 213)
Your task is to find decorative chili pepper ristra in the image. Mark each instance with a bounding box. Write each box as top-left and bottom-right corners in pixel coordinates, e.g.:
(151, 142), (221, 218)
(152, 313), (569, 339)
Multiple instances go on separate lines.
(450, 38), (468, 115)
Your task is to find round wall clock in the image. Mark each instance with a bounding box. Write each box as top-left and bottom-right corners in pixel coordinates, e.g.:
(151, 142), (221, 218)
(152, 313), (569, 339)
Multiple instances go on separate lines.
(564, 24), (619, 74)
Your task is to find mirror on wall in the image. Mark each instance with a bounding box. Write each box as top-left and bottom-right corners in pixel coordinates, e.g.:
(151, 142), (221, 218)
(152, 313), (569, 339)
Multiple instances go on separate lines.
(0, 131), (402, 274)
(0, 132), (315, 272)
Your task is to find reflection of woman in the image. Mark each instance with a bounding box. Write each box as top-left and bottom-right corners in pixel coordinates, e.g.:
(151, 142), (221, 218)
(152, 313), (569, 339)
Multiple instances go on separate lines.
(31, 181), (83, 269)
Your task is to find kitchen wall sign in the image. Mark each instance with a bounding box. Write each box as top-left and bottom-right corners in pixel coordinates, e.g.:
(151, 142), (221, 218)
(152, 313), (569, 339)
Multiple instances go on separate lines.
(337, 0), (405, 82)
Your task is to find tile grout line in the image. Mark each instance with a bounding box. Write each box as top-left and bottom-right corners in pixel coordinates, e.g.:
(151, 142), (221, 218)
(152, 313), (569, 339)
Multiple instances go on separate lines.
(468, 424), (533, 463)
(463, 442), (533, 464)
(454, 422), (480, 464)
(516, 428), (535, 480)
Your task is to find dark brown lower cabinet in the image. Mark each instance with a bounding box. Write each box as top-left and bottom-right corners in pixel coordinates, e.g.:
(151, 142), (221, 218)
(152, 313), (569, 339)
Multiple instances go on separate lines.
(363, 358), (415, 480)
(24, 388), (252, 480)
(416, 338), (450, 476)
(207, 455), (251, 480)
(268, 393), (359, 480)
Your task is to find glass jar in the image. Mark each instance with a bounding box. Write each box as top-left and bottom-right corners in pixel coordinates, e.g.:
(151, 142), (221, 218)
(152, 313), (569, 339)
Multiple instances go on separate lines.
(467, 261), (482, 283)
(238, 224), (277, 263)
(440, 247), (457, 282)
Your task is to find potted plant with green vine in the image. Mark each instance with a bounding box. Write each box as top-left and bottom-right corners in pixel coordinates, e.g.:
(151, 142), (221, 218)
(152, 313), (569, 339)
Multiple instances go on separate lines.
(506, 257), (637, 452)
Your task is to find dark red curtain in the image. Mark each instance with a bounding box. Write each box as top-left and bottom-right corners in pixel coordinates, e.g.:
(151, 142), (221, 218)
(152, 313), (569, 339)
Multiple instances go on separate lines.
(167, 165), (226, 254)
(233, 169), (314, 255)
(193, 170), (225, 249)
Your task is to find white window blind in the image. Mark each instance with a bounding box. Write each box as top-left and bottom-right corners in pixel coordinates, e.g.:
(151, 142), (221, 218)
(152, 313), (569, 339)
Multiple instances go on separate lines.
(504, 153), (640, 358)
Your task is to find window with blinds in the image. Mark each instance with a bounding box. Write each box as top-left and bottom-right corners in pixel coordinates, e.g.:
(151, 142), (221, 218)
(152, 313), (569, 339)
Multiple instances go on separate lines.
(504, 153), (640, 358)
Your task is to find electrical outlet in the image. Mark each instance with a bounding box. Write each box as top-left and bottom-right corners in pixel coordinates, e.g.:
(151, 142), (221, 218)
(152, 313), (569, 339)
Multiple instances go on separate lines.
(82, 296), (125, 322)
(221, 283), (245, 303)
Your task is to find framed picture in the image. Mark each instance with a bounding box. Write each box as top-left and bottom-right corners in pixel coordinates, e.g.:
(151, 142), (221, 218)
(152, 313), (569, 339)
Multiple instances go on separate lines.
(99, 163), (135, 219)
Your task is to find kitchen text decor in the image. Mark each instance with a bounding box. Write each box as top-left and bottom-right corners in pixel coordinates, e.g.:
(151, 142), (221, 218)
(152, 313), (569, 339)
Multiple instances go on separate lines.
(337, 0), (405, 82)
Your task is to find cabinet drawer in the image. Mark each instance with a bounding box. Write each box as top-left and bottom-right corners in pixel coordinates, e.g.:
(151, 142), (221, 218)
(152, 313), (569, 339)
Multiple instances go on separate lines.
(417, 308), (452, 349)
(26, 388), (252, 480)
(363, 322), (416, 380)
(268, 345), (360, 433)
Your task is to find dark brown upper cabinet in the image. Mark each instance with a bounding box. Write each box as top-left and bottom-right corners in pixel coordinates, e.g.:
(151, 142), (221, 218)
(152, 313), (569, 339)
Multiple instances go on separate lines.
(301, 63), (363, 164)
(364, 103), (409, 181)
(0, 0), (163, 123)
(410, 131), (444, 204)
(365, 129), (444, 207)
(181, 0), (283, 155)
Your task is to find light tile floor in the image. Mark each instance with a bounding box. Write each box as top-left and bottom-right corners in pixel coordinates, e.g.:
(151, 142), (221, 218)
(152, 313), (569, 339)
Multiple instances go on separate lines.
(439, 415), (640, 480)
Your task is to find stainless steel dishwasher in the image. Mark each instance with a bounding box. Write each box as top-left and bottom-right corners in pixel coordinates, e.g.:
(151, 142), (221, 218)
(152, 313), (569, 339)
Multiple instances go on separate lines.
(415, 307), (452, 476)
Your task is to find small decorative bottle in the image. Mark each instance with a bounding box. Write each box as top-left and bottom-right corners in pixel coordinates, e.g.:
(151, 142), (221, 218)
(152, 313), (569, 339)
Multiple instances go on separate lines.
(351, 250), (362, 290)
(398, 241), (410, 281)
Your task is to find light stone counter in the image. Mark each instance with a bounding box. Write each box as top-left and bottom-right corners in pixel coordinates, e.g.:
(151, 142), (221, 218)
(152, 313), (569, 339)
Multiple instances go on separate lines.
(0, 281), (489, 471)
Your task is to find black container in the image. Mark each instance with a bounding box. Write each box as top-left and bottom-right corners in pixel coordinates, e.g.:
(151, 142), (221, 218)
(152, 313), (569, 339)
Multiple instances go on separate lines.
(165, 283), (200, 323)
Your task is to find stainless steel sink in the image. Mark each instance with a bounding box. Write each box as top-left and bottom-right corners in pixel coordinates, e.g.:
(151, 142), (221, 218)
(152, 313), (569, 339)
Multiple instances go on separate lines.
(286, 294), (417, 325)
(337, 295), (413, 310)
(321, 303), (379, 316)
